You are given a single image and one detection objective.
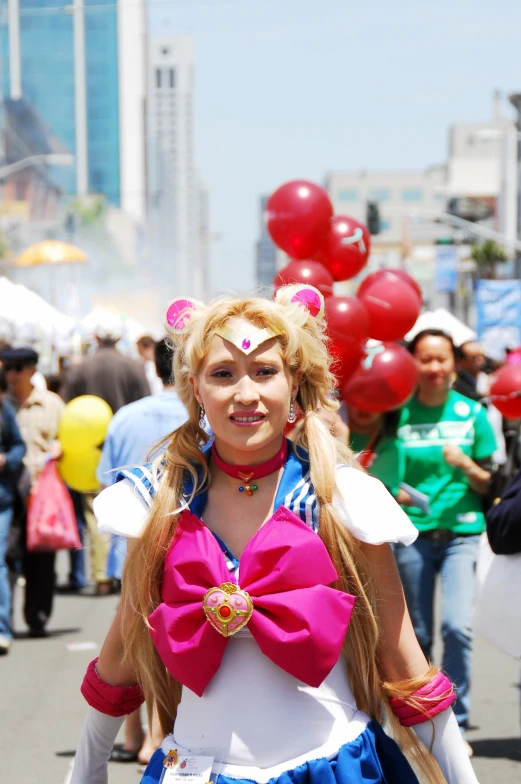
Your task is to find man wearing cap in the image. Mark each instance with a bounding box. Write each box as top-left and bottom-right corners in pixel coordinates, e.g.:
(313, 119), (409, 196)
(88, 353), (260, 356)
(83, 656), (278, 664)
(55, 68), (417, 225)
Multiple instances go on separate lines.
(2, 347), (64, 636)
(61, 320), (151, 593)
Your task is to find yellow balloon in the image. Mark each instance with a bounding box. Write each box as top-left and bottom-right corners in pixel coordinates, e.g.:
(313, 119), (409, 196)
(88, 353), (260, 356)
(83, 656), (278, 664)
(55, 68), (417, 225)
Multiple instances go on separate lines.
(58, 448), (102, 493)
(59, 395), (113, 453)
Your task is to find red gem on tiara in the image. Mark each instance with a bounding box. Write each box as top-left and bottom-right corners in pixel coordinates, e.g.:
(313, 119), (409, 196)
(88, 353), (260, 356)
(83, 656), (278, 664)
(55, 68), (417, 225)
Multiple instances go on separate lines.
(242, 338), (251, 350)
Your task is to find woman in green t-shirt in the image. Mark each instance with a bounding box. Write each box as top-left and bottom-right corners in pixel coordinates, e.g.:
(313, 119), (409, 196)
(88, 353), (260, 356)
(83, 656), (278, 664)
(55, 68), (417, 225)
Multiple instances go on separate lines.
(394, 328), (497, 748)
(347, 405), (404, 499)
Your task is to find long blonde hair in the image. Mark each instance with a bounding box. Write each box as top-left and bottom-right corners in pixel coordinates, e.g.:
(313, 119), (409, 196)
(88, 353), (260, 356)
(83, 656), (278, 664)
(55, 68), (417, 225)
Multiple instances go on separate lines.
(122, 291), (446, 782)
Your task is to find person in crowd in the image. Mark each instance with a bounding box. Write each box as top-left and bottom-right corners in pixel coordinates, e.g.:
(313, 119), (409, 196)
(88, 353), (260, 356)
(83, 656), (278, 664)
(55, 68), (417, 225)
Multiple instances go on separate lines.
(44, 373), (87, 594)
(314, 404), (350, 443)
(2, 347), (64, 637)
(96, 338), (189, 765)
(485, 466), (521, 745)
(45, 374), (62, 395)
(62, 318), (151, 594)
(62, 318), (151, 414)
(136, 335), (164, 395)
(41, 373), (88, 595)
(0, 367), (26, 654)
(453, 341), (488, 403)
(71, 290), (477, 784)
(486, 467), (521, 555)
(59, 490), (87, 593)
(394, 328), (497, 752)
(347, 405), (403, 499)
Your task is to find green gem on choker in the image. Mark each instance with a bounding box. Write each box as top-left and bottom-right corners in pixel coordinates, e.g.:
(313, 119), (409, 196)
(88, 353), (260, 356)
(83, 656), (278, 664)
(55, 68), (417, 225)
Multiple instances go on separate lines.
(238, 473), (257, 496)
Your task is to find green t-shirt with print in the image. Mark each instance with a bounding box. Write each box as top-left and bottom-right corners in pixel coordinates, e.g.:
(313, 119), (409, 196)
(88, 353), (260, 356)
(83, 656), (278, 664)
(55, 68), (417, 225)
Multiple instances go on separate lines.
(397, 390), (497, 534)
(349, 431), (404, 499)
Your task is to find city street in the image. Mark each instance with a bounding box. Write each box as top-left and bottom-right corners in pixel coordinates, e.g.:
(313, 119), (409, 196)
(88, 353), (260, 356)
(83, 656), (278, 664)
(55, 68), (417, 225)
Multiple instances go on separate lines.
(1, 554), (520, 784)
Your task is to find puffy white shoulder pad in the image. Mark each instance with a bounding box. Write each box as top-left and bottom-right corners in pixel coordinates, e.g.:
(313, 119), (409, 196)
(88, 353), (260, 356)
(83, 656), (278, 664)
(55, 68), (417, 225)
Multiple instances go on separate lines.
(333, 466), (418, 546)
(94, 479), (150, 539)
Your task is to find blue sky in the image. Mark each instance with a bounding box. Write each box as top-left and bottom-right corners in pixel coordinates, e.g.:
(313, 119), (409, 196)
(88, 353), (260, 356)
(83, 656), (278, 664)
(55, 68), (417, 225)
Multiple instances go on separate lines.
(149, 0), (521, 294)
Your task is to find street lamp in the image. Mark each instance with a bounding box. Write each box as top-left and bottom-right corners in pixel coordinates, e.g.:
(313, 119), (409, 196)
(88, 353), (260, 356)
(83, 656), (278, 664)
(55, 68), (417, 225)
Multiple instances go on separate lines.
(0, 153), (74, 180)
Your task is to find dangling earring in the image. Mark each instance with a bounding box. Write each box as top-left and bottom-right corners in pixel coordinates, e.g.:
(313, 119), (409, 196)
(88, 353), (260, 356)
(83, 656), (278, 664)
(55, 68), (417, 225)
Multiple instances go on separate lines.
(287, 400), (297, 424)
(199, 405), (206, 426)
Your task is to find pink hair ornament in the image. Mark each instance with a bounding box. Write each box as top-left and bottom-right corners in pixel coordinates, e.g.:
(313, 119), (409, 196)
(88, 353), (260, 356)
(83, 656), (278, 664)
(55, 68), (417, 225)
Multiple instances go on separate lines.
(165, 298), (205, 334)
(276, 284), (326, 325)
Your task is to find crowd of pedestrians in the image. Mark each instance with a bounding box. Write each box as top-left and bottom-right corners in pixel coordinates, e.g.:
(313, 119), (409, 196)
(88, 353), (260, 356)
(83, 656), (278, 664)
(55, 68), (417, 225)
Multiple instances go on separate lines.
(1, 346), (63, 643)
(0, 320), (167, 653)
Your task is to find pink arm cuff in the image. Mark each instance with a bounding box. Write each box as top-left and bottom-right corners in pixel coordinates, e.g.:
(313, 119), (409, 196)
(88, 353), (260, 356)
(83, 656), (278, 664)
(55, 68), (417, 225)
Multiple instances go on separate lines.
(80, 658), (145, 717)
(390, 671), (456, 727)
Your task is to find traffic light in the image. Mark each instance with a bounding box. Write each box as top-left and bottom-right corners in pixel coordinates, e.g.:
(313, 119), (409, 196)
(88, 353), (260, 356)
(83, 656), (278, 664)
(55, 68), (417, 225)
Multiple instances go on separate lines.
(366, 201), (381, 235)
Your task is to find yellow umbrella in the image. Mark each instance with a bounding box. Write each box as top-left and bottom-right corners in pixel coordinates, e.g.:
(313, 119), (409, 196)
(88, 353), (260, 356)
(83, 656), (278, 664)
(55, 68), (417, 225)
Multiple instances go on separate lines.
(13, 239), (87, 267)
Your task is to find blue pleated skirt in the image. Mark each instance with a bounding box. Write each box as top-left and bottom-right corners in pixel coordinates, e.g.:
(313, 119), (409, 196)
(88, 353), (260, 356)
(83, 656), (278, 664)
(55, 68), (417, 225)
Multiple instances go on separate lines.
(140, 721), (419, 784)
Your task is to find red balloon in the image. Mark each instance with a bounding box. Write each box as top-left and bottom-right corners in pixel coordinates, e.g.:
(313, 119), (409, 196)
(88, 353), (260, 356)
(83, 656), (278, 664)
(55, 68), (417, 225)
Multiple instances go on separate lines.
(273, 259), (334, 298)
(490, 365), (521, 418)
(266, 180), (333, 259)
(358, 268), (422, 300)
(357, 277), (422, 342)
(325, 297), (370, 386)
(314, 216), (371, 282)
(343, 342), (419, 413)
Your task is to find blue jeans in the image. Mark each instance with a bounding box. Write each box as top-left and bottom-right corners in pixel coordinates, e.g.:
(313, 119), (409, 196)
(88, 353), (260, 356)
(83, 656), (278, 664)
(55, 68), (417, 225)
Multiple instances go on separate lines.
(68, 489), (86, 589)
(394, 534), (480, 730)
(106, 535), (127, 581)
(0, 506), (14, 640)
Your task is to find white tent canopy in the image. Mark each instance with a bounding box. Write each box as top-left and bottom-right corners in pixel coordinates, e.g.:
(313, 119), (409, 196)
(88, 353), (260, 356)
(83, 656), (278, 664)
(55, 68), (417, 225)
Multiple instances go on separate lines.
(406, 309), (477, 347)
(0, 276), (75, 342)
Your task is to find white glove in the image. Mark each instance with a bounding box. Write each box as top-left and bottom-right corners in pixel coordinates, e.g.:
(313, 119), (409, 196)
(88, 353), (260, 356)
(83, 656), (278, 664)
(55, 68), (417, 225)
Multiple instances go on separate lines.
(70, 706), (125, 784)
(414, 708), (479, 783)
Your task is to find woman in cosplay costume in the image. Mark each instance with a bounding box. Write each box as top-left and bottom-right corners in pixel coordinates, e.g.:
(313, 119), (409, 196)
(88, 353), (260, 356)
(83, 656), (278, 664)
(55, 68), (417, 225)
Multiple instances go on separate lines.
(71, 285), (479, 784)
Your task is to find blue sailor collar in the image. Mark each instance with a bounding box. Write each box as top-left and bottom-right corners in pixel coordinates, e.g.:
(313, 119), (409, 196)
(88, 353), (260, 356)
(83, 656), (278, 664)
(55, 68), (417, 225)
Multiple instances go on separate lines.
(184, 440), (317, 529)
(116, 439), (319, 558)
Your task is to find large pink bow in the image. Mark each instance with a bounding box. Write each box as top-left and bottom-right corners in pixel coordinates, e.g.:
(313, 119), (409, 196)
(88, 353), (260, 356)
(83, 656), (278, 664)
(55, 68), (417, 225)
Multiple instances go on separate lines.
(148, 506), (356, 696)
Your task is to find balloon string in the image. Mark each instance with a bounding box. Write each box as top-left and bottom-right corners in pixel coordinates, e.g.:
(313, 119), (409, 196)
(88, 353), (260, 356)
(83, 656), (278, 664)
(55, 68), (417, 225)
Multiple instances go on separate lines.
(489, 391), (521, 402)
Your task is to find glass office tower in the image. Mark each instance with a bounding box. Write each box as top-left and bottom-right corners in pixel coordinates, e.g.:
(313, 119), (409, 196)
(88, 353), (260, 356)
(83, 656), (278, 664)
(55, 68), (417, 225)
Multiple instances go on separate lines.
(1, 0), (121, 205)
(84, 0), (120, 204)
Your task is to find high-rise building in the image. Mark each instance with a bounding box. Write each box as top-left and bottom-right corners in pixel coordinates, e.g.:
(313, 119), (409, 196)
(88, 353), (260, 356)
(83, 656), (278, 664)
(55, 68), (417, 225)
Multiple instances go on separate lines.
(195, 179), (210, 300)
(0, 0), (146, 216)
(255, 196), (278, 287)
(145, 35), (198, 294)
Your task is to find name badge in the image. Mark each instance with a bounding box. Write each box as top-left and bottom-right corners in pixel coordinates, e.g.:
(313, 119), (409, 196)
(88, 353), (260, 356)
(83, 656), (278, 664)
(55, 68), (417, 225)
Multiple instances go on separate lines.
(162, 752), (214, 784)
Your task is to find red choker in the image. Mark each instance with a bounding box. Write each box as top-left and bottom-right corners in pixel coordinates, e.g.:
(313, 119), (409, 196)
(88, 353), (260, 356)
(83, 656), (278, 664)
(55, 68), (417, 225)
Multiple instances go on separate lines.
(211, 440), (288, 496)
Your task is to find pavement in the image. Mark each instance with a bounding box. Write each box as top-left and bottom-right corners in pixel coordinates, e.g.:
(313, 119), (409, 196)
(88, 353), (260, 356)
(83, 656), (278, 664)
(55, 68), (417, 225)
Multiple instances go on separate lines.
(1, 553), (520, 784)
